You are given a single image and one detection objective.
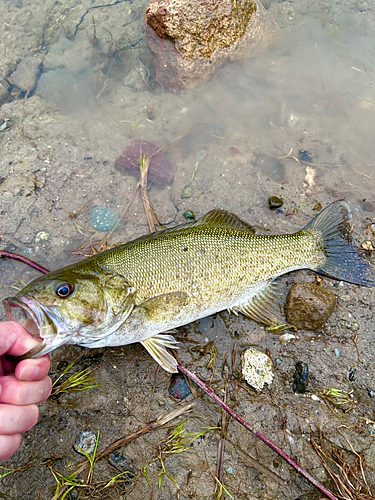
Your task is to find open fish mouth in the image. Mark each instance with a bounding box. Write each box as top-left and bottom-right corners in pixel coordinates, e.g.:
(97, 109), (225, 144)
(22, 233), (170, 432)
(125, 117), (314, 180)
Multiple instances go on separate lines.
(4, 297), (43, 339)
(2, 296), (68, 361)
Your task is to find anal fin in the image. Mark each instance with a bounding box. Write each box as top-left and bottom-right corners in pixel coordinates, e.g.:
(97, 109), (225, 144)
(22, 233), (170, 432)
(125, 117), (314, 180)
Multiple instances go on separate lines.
(141, 334), (179, 373)
(235, 281), (286, 327)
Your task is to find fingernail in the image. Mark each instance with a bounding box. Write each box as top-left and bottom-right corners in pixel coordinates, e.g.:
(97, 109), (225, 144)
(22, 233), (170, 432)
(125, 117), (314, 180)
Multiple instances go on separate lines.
(18, 365), (40, 380)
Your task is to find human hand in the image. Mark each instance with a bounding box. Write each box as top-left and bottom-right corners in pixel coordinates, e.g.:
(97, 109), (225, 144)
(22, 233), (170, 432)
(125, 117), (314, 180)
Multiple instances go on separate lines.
(0, 321), (51, 462)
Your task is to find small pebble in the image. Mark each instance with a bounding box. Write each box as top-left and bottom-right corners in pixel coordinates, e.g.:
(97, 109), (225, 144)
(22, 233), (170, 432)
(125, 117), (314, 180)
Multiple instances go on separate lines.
(298, 149), (313, 162)
(268, 196), (283, 210)
(183, 210), (196, 221)
(168, 373), (191, 400)
(348, 368), (356, 382)
(74, 430), (97, 455)
(287, 113), (299, 128)
(109, 452), (134, 477)
(334, 349), (341, 358)
(182, 186), (193, 198)
(345, 321), (360, 332)
(197, 317), (212, 334)
(226, 466), (233, 474)
(274, 357), (283, 367)
(292, 361), (309, 393)
(279, 333), (296, 342)
(90, 206), (119, 232)
(196, 149), (207, 161)
(229, 147), (241, 155)
(35, 231), (49, 242)
(363, 201), (374, 212)
(367, 388), (375, 399)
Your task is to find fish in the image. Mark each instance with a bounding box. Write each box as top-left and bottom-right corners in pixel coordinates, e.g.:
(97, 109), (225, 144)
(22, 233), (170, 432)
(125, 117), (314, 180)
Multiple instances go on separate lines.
(3, 200), (375, 373)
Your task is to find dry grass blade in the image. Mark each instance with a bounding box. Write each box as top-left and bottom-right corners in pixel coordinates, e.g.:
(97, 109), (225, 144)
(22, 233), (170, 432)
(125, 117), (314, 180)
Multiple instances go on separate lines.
(311, 429), (373, 500)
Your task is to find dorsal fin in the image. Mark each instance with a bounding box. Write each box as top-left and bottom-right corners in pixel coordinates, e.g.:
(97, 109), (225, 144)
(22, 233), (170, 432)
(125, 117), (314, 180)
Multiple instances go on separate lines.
(85, 210), (254, 264)
(200, 210), (255, 232)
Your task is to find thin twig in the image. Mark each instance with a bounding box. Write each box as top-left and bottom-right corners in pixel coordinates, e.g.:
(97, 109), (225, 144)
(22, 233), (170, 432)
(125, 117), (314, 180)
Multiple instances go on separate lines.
(0, 251), (50, 274)
(177, 363), (338, 500)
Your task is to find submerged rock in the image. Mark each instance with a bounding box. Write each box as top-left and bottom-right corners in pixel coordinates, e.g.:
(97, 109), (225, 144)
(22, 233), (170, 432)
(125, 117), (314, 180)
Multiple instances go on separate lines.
(242, 348), (274, 392)
(253, 154), (285, 183)
(285, 283), (336, 331)
(9, 55), (43, 92)
(363, 201), (374, 212)
(116, 140), (175, 185)
(145, 0), (279, 92)
(90, 206), (119, 232)
(292, 361), (309, 393)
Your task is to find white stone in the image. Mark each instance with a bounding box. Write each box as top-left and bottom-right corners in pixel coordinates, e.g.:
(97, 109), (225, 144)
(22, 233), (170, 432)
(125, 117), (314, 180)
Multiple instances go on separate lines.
(241, 348), (274, 392)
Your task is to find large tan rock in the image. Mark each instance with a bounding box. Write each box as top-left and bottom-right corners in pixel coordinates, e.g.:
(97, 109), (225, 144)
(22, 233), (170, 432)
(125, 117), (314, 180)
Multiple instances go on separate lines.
(145, 0), (280, 92)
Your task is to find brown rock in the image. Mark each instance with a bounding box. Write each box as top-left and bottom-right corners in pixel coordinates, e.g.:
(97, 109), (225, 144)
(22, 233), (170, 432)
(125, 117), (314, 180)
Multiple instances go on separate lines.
(145, 0), (280, 92)
(115, 140), (175, 185)
(285, 283), (336, 331)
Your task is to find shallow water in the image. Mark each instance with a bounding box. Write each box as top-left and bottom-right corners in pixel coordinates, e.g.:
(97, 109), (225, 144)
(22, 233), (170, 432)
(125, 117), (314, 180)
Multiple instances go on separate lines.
(0, 0), (375, 498)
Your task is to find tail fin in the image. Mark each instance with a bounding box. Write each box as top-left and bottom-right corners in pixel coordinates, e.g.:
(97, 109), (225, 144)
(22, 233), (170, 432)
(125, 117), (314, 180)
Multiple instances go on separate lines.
(303, 200), (375, 286)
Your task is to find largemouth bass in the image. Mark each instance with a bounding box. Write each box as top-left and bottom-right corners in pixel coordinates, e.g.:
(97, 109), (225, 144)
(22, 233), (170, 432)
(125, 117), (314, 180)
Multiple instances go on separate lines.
(3, 200), (374, 372)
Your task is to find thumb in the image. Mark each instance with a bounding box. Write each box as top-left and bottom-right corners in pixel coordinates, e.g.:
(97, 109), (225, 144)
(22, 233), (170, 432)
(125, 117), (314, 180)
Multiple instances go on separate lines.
(0, 322), (41, 357)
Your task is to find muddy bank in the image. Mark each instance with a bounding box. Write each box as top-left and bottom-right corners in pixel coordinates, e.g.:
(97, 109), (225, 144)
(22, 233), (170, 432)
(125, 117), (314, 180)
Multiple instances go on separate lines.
(0, 0), (375, 498)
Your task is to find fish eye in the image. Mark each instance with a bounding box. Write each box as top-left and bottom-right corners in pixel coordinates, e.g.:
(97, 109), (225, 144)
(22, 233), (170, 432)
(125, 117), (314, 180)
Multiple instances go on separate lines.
(55, 282), (75, 298)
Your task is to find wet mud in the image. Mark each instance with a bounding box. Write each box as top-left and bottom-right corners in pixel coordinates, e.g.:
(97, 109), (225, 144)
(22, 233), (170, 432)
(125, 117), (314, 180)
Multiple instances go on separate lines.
(0, 0), (375, 499)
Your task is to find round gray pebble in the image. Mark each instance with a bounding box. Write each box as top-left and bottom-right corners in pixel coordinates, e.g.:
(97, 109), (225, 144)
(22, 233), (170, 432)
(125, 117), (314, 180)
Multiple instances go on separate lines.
(197, 317), (213, 335)
(90, 206), (119, 232)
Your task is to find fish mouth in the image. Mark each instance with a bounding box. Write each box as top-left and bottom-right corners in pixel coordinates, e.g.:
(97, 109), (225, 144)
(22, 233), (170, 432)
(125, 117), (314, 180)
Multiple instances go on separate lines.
(4, 297), (43, 338)
(3, 296), (68, 361)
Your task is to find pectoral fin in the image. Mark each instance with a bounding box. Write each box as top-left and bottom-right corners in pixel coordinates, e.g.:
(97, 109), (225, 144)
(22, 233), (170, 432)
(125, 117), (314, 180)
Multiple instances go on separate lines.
(140, 291), (189, 322)
(234, 281), (286, 327)
(141, 334), (179, 373)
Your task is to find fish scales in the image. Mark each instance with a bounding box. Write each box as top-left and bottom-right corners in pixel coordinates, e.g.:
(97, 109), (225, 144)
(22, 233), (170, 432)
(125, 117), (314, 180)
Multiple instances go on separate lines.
(3, 201), (375, 372)
(86, 227), (323, 312)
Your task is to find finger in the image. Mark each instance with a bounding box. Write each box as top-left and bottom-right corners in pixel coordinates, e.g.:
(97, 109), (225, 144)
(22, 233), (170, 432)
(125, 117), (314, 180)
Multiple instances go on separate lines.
(0, 434), (22, 462)
(0, 376), (52, 405)
(0, 321), (41, 357)
(0, 403), (39, 435)
(15, 356), (51, 381)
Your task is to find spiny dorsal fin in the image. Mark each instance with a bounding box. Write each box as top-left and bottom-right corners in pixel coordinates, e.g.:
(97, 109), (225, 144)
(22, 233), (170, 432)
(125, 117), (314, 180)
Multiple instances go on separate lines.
(200, 209), (255, 232)
(234, 280), (286, 327)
